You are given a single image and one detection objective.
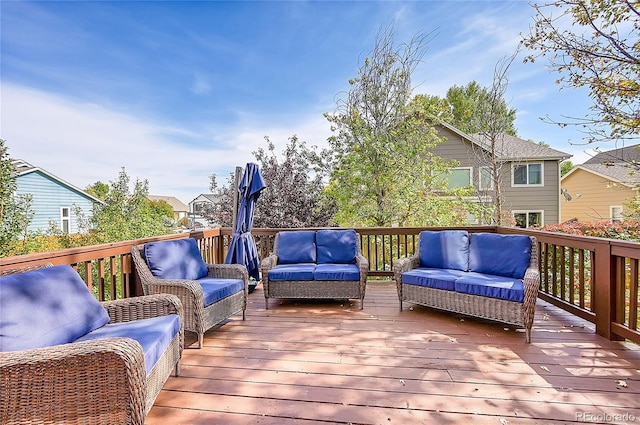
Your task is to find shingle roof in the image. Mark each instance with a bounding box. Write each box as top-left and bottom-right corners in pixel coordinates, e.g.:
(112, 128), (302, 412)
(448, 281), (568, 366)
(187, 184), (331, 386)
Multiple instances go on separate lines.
(12, 159), (37, 175)
(436, 121), (571, 160)
(575, 163), (640, 187)
(148, 195), (189, 212)
(584, 143), (640, 165)
(468, 133), (571, 160)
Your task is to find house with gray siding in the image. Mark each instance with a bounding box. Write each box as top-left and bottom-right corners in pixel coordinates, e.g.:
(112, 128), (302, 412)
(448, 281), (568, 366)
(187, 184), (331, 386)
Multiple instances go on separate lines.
(431, 122), (571, 227)
(14, 159), (104, 234)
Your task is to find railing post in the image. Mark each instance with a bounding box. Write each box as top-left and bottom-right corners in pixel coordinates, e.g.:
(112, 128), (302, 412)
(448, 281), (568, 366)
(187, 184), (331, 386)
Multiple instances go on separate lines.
(593, 242), (623, 340)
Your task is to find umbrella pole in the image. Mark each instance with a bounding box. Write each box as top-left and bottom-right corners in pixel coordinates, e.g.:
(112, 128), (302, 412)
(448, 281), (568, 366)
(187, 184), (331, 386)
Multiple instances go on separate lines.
(231, 166), (242, 231)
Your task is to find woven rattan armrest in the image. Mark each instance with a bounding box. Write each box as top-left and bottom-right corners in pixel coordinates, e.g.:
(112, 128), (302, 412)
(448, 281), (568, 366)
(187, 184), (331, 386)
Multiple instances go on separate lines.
(102, 293), (183, 323)
(393, 255), (421, 274)
(0, 337), (147, 425)
(260, 254), (278, 272)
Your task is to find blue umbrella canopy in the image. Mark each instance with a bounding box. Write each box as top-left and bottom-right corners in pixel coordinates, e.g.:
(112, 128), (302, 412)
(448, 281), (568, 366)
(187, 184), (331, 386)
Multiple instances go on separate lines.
(225, 163), (266, 281)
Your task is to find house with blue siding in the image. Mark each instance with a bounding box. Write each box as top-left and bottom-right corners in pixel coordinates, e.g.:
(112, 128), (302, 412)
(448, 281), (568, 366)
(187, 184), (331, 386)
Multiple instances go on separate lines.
(14, 159), (104, 234)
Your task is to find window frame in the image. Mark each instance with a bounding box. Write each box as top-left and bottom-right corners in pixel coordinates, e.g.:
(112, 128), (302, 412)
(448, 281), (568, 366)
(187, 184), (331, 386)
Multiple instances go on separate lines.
(513, 210), (544, 228)
(479, 166), (494, 191)
(511, 162), (544, 187)
(610, 206), (623, 222)
(60, 207), (70, 234)
(438, 167), (473, 191)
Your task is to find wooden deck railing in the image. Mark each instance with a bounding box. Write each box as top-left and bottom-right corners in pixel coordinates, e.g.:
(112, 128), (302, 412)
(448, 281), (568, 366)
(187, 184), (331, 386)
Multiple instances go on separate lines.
(2, 226), (639, 344)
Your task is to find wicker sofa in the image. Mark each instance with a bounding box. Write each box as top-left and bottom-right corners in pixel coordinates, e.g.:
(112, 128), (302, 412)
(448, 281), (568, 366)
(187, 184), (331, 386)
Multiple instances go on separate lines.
(260, 229), (369, 309)
(393, 230), (540, 343)
(0, 263), (183, 425)
(131, 238), (248, 348)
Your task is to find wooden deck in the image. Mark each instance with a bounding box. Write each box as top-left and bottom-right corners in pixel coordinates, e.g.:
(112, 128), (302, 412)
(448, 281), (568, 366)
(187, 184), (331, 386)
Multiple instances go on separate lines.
(146, 281), (640, 425)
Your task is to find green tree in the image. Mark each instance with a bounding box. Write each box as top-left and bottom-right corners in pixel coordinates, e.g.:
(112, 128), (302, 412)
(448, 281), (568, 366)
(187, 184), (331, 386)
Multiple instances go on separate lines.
(0, 139), (34, 256)
(89, 168), (174, 243)
(325, 26), (459, 227)
(522, 0), (640, 143)
(561, 160), (574, 176)
(204, 135), (336, 228)
(85, 181), (110, 200)
(446, 81), (518, 136)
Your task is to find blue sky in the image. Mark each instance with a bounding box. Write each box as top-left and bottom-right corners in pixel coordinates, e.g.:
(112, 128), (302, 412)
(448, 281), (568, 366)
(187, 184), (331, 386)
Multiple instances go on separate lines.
(1, 0), (603, 204)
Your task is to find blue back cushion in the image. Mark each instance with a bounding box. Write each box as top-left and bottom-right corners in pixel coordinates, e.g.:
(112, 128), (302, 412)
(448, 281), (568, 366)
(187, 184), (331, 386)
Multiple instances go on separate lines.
(277, 231), (317, 264)
(0, 265), (110, 351)
(144, 238), (208, 280)
(317, 229), (357, 264)
(469, 233), (532, 279)
(419, 230), (469, 271)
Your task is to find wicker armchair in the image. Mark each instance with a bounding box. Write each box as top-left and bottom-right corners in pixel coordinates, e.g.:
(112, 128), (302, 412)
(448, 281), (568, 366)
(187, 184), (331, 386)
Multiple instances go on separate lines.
(131, 240), (248, 348)
(0, 263), (184, 425)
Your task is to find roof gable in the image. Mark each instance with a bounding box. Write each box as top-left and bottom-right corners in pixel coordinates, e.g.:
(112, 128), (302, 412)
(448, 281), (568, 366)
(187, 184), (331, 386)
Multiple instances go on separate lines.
(148, 195), (189, 211)
(13, 159), (104, 205)
(436, 122), (571, 161)
(563, 163), (640, 188)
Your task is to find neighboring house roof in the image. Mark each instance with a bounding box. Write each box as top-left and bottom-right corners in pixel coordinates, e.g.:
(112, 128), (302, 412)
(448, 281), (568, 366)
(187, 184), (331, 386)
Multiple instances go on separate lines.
(584, 143), (640, 165)
(13, 159), (104, 205)
(148, 195), (189, 212)
(563, 144), (640, 189)
(190, 193), (217, 204)
(437, 121), (571, 161)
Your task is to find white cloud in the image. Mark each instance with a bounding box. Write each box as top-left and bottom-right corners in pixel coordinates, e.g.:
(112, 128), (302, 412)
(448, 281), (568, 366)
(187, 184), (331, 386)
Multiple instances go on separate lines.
(1, 83), (332, 203)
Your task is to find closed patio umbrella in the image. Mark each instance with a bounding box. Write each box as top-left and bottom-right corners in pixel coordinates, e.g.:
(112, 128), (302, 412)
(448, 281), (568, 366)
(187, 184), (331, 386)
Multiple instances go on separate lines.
(225, 163), (266, 290)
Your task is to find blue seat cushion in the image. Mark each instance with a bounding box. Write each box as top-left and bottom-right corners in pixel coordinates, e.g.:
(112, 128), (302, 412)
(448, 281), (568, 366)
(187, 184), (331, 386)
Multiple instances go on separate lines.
(314, 263), (360, 281)
(401, 267), (466, 291)
(454, 272), (525, 302)
(144, 238), (208, 280)
(268, 264), (316, 281)
(197, 278), (245, 306)
(76, 314), (181, 373)
(0, 265), (110, 352)
(419, 230), (469, 271)
(277, 231), (317, 264)
(469, 233), (532, 279)
(316, 229), (357, 264)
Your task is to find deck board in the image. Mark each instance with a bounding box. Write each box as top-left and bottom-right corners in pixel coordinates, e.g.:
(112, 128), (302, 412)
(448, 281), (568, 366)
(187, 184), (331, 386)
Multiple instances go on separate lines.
(146, 281), (640, 424)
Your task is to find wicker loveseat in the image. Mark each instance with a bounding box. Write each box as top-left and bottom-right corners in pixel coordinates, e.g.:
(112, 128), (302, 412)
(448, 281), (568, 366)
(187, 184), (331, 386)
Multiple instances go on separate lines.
(393, 230), (540, 343)
(260, 229), (369, 309)
(0, 263), (183, 425)
(131, 238), (248, 348)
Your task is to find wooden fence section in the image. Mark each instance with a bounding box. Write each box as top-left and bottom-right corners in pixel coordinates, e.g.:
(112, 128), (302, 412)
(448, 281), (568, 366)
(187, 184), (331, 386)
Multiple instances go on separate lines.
(2, 226), (640, 345)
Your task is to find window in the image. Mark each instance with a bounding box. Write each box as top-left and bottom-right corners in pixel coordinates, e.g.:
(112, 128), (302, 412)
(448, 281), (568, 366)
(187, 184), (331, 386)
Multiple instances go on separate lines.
(479, 167), (494, 190)
(437, 167), (472, 190)
(512, 163), (543, 186)
(193, 202), (205, 213)
(513, 211), (543, 228)
(61, 207), (70, 234)
(611, 206), (623, 222)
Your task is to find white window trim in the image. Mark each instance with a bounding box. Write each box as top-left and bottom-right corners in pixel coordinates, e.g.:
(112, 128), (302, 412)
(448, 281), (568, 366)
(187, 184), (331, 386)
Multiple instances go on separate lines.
(513, 210), (544, 228)
(511, 162), (544, 187)
(447, 167), (473, 189)
(479, 166), (495, 191)
(60, 207), (70, 234)
(610, 205), (623, 222)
